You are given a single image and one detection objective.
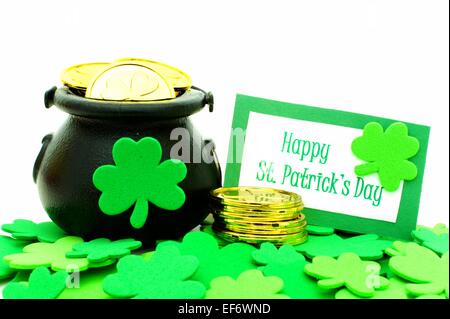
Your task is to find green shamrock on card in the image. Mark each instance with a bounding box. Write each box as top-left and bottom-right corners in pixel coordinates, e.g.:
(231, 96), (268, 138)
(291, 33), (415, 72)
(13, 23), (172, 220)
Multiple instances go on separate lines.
(206, 269), (289, 299)
(351, 122), (420, 192)
(93, 137), (187, 229)
(412, 229), (449, 255)
(3, 267), (67, 299)
(2, 219), (67, 243)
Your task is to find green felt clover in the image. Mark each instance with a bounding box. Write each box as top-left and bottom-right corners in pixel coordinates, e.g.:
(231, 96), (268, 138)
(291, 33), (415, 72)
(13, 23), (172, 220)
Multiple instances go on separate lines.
(304, 253), (389, 297)
(206, 269), (289, 299)
(351, 122), (420, 192)
(66, 238), (142, 263)
(0, 236), (30, 280)
(2, 219), (67, 243)
(412, 229), (449, 255)
(252, 243), (332, 299)
(306, 225), (335, 236)
(103, 245), (205, 299)
(295, 234), (391, 260)
(386, 241), (449, 298)
(417, 223), (449, 235)
(93, 137), (187, 229)
(335, 277), (409, 299)
(159, 231), (257, 287)
(3, 267), (67, 299)
(3, 236), (113, 271)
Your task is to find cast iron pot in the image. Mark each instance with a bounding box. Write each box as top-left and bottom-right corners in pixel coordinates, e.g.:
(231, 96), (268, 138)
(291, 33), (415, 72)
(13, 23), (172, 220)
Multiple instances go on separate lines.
(34, 86), (221, 245)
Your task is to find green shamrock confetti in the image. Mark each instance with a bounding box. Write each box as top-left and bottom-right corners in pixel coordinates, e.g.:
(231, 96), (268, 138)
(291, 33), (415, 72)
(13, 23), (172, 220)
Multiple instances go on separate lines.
(93, 137), (187, 229)
(417, 223), (449, 235)
(335, 277), (409, 299)
(412, 229), (449, 255)
(0, 236), (30, 280)
(351, 122), (420, 192)
(1, 219), (67, 243)
(3, 267), (67, 299)
(159, 231), (257, 287)
(306, 225), (335, 236)
(103, 245), (205, 299)
(304, 253), (389, 297)
(386, 241), (448, 298)
(252, 243), (333, 299)
(3, 236), (113, 271)
(66, 238), (142, 263)
(295, 234), (391, 260)
(200, 225), (228, 246)
(206, 269), (289, 299)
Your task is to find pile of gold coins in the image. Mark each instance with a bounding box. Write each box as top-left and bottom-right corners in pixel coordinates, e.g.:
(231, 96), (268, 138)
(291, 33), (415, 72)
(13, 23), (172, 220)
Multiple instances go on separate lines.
(60, 58), (192, 102)
(210, 187), (307, 246)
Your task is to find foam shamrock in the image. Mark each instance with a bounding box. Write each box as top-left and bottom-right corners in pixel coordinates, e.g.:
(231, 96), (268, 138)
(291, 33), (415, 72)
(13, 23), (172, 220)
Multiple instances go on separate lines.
(103, 245), (205, 299)
(386, 241), (448, 298)
(295, 234), (391, 260)
(306, 225), (335, 236)
(412, 229), (449, 255)
(417, 223), (449, 235)
(206, 269), (289, 299)
(159, 231), (257, 287)
(66, 238), (142, 263)
(351, 122), (420, 192)
(3, 236), (113, 271)
(0, 236), (30, 280)
(93, 137), (187, 229)
(252, 243), (333, 299)
(3, 267), (67, 299)
(335, 277), (409, 299)
(1, 219), (67, 243)
(200, 225), (228, 246)
(304, 253), (389, 297)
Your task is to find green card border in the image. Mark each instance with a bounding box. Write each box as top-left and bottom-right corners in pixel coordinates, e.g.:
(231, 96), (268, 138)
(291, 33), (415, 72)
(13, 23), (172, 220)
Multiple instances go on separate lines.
(224, 94), (430, 240)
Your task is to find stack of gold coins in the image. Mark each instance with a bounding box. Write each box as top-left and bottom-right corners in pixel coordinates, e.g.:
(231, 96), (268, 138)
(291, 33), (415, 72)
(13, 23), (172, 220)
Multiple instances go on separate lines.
(60, 58), (192, 102)
(210, 187), (307, 246)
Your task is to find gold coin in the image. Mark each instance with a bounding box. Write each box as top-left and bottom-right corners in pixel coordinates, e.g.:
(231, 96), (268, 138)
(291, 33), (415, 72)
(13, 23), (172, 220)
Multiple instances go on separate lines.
(216, 223), (306, 235)
(115, 57), (192, 90)
(211, 208), (303, 221)
(61, 62), (110, 92)
(213, 227), (308, 246)
(86, 62), (176, 101)
(214, 217), (306, 230)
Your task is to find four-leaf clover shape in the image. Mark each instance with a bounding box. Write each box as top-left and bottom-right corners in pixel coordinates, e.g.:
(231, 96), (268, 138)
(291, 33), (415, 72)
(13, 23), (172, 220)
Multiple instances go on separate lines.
(93, 137), (187, 229)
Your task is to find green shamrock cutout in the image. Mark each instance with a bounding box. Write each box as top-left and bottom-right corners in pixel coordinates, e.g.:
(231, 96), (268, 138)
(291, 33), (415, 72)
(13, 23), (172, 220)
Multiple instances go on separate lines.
(103, 245), (205, 299)
(2, 219), (67, 243)
(417, 223), (449, 235)
(335, 277), (409, 299)
(93, 137), (187, 229)
(306, 225), (335, 236)
(159, 231), (257, 287)
(3, 267), (67, 299)
(66, 238), (142, 263)
(351, 122), (420, 192)
(0, 236), (30, 280)
(295, 234), (391, 260)
(206, 269), (289, 299)
(252, 243), (333, 299)
(3, 236), (113, 271)
(412, 229), (449, 255)
(386, 241), (449, 298)
(304, 253), (389, 297)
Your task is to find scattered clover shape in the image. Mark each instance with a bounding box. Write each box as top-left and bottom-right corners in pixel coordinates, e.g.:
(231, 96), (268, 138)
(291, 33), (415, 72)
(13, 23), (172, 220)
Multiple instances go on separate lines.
(3, 267), (67, 299)
(304, 253), (389, 297)
(386, 241), (448, 298)
(206, 269), (289, 299)
(2, 219), (67, 243)
(412, 229), (448, 255)
(0, 236), (30, 279)
(335, 277), (408, 299)
(351, 122), (420, 192)
(417, 223), (449, 235)
(295, 234), (392, 260)
(66, 238), (142, 263)
(102, 245), (205, 299)
(93, 137), (187, 229)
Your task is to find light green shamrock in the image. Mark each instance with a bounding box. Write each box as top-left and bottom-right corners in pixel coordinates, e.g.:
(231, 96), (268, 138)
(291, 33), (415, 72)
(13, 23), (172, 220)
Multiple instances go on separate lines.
(351, 122), (420, 192)
(93, 137), (187, 229)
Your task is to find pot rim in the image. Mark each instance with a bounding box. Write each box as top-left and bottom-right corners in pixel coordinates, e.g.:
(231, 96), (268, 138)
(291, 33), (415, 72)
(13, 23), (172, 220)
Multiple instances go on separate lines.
(48, 86), (210, 119)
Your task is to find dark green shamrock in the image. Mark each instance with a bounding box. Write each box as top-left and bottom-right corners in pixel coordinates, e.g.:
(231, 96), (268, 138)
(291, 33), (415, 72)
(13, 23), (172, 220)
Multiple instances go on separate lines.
(66, 238), (142, 263)
(93, 137), (187, 229)
(351, 122), (420, 192)
(412, 229), (449, 255)
(2, 219), (67, 243)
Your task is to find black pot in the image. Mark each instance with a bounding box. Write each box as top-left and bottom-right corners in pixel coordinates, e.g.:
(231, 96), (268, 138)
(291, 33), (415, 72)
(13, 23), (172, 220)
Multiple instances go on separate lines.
(34, 86), (222, 245)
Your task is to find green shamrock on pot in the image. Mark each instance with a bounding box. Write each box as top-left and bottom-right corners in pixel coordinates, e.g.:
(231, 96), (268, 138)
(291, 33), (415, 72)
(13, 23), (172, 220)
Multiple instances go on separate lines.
(93, 137), (188, 229)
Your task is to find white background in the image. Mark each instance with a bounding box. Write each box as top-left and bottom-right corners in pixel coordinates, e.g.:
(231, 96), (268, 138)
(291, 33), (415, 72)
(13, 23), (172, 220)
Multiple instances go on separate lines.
(0, 0), (448, 229)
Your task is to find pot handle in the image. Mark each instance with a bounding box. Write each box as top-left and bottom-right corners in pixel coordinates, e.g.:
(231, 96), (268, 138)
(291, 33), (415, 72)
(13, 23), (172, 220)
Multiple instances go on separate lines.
(192, 86), (214, 112)
(33, 134), (53, 183)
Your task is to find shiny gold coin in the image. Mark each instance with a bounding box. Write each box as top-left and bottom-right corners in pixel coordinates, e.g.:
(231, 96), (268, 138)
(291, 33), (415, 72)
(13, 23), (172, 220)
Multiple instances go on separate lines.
(211, 208), (303, 222)
(216, 223), (306, 235)
(86, 62), (176, 101)
(214, 216), (306, 230)
(61, 62), (110, 93)
(213, 227), (308, 246)
(115, 57), (192, 90)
